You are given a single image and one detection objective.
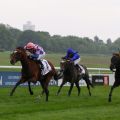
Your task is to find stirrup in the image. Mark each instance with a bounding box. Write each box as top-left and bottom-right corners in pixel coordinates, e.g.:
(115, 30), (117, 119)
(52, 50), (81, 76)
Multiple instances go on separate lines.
(60, 69), (63, 72)
(39, 63), (44, 70)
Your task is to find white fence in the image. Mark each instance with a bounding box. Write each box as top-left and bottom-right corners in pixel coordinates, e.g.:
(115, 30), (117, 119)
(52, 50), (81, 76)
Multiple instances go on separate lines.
(0, 65), (110, 70)
(0, 65), (111, 75)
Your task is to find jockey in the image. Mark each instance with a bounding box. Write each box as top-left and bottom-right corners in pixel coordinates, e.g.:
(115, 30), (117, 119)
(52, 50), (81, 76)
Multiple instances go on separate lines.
(62, 48), (80, 66)
(24, 42), (45, 70)
(62, 48), (84, 74)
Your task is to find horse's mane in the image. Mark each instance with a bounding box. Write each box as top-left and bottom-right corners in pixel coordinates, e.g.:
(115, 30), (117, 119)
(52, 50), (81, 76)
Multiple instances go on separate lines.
(16, 46), (27, 55)
(16, 46), (25, 51)
(64, 61), (75, 75)
(66, 62), (74, 69)
(15, 46), (28, 58)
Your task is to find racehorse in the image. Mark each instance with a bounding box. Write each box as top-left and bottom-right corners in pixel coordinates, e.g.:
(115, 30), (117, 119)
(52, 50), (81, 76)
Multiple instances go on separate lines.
(56, 59), (93, 96)
(108, 52), (120, 102)
(10, 47), (58, 101)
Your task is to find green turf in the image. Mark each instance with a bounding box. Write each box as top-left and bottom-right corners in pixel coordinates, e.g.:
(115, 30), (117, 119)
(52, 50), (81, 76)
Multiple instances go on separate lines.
(0, 86), (120, 120)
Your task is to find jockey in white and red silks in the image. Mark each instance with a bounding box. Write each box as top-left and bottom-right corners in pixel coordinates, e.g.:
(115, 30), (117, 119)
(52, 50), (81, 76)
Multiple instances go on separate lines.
(24, 42), (46, 70)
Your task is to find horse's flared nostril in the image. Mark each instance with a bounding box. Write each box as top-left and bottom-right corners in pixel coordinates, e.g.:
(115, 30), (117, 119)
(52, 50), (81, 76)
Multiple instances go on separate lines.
(10, 60), (15, 65)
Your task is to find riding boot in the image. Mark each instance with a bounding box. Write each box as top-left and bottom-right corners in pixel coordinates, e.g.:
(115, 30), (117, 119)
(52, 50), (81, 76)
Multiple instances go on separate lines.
(60, 69), (63, 72)
(39, 60), (44, 70)
(75, 64), (80, 70)
(39, 60), (44, 80)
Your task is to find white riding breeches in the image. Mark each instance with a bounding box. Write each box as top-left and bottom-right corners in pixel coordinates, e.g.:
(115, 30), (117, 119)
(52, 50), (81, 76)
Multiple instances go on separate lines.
(74, 58), (81, 65)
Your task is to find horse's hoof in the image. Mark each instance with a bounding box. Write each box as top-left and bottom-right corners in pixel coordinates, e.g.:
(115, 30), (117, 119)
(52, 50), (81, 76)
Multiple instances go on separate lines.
(67, 94), (71, 96)
(89, 93), (91, 96)
(30, 92), (34, 95)
(108, 98), (111, 102)
(10, 93), (13, 96)
(45, 96), (49, 101)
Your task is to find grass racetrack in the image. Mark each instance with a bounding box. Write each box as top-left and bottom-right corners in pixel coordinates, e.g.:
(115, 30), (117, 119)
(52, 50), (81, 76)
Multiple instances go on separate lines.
(0, 86), (120, 120)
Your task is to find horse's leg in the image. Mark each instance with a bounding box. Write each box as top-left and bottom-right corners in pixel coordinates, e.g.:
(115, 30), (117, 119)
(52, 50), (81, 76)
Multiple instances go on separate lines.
(57, 81), (66, 96)
(68, 83), (74, 96)
(44, 87), (49, 102)
(10, 79), (24, 96)
(75, 82), (81, 96)
(108, 81), (119, 102)
(44, 81), (49, 102)
(43, 76), (52, 102)
(42, 80), (49, 102)
(28, 81), (33, 95)
(40, 80), (45, 97)
(84, 78), (92, 96)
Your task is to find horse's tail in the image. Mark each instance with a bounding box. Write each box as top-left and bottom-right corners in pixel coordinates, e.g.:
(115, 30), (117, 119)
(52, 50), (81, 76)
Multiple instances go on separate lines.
(47, 60), (63, 81)
(83, 75), (94, 88)
(82, 65), (94, 88)
(88, 79), (94, 88)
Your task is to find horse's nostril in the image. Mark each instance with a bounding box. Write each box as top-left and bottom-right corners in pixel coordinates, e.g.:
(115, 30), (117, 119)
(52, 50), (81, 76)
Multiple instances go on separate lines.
(10, 60), (14, 65)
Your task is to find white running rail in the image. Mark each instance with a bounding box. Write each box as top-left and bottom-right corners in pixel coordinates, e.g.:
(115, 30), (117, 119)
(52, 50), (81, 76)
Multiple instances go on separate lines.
(0, 65), (110, 71)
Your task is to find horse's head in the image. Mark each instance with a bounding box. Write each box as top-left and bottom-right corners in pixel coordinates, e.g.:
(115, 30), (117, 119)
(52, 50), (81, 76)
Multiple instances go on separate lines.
(10, 47), (27, 65)
(60, 59), (74, 71)
(110, 53), (120, 71)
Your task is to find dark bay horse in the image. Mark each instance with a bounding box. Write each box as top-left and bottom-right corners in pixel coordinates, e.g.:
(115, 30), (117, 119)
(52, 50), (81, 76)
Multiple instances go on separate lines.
(10, 47), (58, 101)
(57, 60), (93, 96)
(108, 52), (120, 102)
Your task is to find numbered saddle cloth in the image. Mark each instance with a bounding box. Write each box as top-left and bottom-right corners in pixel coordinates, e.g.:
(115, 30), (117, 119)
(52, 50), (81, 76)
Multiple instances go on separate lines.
(41, 59), (52, 75)
(79, 65), (85, 74)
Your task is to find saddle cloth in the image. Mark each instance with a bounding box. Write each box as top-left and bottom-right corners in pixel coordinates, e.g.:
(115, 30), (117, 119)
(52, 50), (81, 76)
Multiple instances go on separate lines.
(78, 65), (85, 74)
(41, 59), (52, 75)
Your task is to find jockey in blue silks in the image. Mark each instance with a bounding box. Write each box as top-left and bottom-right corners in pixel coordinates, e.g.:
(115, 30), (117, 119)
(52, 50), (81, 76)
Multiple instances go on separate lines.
(62, 48), (85, 74)
(24, 42), (45, 70)
(62, 48), (80, 65)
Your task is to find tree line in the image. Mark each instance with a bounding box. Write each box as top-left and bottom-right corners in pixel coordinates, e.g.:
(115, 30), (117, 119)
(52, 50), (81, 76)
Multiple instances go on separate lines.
(0, 23), (120, 54)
